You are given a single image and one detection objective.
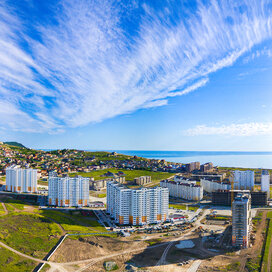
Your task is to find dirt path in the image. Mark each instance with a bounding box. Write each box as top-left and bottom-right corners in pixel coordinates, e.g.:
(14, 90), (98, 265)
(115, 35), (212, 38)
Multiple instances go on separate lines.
(239, 210), (267, 272)
(0, 202), (8, 215)
(266, 219), (272, 272)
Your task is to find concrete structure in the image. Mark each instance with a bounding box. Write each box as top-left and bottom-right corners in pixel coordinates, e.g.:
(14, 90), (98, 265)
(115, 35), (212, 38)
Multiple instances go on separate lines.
(232, 193), (251, 248)
(6, 165), (37, 193)
(200, 162), (213, 172)
(200, 179), (230, 193)
(185, 162), (200, 172)
(134, 176), (151, 185)
(48, 172), (89, 207)
(90, 176), (125, 191)
(261, 170), (270, 194)
(233, 170), (254, 190)
(212, 190), (267, 206)
(107, 181), (168, 225)
(160, 179), (203, 201)
(191, 173), (226, 182)
(174, 175), (196, 184)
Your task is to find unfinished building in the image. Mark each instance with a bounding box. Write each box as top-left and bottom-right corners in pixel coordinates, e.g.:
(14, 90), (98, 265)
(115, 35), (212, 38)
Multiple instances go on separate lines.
(212, 190), (267, 206)
(232, 193), (251, 248)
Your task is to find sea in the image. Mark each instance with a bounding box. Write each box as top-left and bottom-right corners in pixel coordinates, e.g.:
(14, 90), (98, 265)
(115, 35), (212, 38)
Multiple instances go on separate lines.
(113, 151), (272, 169)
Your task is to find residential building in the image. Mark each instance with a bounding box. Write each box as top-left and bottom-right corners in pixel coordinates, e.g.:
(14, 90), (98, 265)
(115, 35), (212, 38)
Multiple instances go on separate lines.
(232, 193), (251, 248)
(6, 165), (37, 193)
(200, 179), (230, 193)
(200, 162), (213, 172)
(185, 162), (200, 172)
(160, 180), (203, 201)
(174, 175), (196, 184)
(233, 170), (254, 190)
(134, 176), (151, 185)
(48, 172), (89, 207)
(90, 176), (126, 191)
(261, 170), (270, 194)
(107, 181), (168, 225)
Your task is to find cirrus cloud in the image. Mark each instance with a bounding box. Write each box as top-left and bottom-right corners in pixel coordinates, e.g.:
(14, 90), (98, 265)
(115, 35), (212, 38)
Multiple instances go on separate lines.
(0, 0), (272, 132)
(184, 123), (272, 137)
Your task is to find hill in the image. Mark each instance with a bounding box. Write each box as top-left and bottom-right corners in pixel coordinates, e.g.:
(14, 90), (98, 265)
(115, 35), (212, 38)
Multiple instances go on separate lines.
(4, 142), (26, 148)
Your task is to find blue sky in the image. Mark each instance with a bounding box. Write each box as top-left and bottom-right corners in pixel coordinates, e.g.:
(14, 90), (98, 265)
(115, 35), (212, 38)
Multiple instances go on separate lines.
(0, 0), (272, 151)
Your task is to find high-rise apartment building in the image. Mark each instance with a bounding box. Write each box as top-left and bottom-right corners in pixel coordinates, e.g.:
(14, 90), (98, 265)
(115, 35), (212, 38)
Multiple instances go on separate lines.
(232, 193), (251, 248)
(261, 170), (270, 194)
(107, 181), (168, 225)
(6, 165), (37, 193)
(48, 172), (89, 207)
(161, 179), (203, 201)
(233, 170), (254, 190)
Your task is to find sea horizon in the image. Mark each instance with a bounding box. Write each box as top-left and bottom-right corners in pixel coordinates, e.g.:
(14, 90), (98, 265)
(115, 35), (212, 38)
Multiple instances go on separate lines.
(41, 149), (272, 169)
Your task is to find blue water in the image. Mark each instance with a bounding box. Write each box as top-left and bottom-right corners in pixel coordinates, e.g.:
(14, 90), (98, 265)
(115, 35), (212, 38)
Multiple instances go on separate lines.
(114, 150), (272, 169)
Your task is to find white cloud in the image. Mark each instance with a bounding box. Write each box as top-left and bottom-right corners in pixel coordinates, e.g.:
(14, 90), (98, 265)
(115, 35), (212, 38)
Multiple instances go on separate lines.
(0, 0), (272, 132)
(184, 123), (272, 136)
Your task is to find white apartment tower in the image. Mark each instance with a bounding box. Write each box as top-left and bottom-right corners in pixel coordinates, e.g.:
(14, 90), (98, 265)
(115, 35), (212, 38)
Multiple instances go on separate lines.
(161, 180), (203, 201)
(200, 179), (230, 193)
(261, 170), (270, 194)
(48, 172), (89, 207)
(107, 181), (169, 225)
(6, 166), (37, 193)
(232, 193), (251, 248)
(233, 170), (254, 190)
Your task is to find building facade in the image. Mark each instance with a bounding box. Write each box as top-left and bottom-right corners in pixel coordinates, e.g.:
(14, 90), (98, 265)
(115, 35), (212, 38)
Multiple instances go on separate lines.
(261, 170), (270, 194)
(107, 181), (169, 225)
(160, 180), (203, 201)
(233, 170), (254, 190)
(185, 162), (200, 172)
(232, 193), (251, 248)
(48, 173), (89, 207)
(6, 165), (37, 193)
(200, 162), (213, 172)
(200, 179), (230, 193)
(134, 176), (151, 185)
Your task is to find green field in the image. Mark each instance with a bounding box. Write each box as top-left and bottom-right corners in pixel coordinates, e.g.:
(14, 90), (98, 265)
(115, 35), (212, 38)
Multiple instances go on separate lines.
(261, 219), (272, 272)
(70, 168), (173, 182)
(0, 246), (37, 272)
(40, 210), (106, 233)
(0, 203), (5, 215)
(3, 199), (25, 210)
(169, 204), (199, 211)
(0, 213), (61, 258)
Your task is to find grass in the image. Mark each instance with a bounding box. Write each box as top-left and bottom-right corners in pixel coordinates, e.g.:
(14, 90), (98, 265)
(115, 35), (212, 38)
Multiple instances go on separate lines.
(3, 199), (25, 210)
(223, 262), (240, 271)
(70, 168), (172, 182)
(0, 203), (5, 215)
(0, 213), (62, 259)
(245, 256), (262, 272)
(169, 204), (199, 211)
(40, 209), (106, 233)
(266, 211), (272, 219)
(40, 264), (51, 272)
(0, 246), (37, 272)
(261, 219), (272, 272)
(145, 238), (162, 246)
(5, 204), (15, 212)
(98, 193), (106, 198)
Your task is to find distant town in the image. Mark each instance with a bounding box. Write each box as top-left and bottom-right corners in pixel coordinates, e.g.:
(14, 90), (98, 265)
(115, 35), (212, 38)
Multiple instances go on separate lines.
(0, 141), (272, 272)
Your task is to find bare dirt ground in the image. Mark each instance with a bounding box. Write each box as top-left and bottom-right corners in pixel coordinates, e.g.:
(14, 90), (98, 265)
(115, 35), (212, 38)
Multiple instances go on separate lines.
(50, 236), (148, 263)
(198, 210), (267, 272)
